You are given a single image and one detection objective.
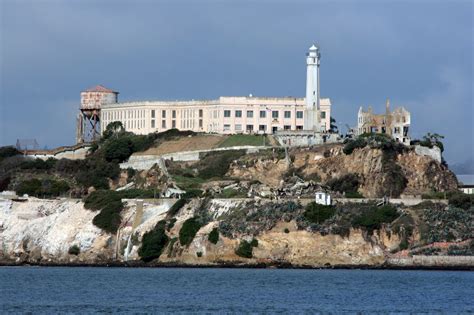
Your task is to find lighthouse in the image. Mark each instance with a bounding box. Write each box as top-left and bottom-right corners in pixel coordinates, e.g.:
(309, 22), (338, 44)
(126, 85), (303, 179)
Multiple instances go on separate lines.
(304, 44), (321, 131)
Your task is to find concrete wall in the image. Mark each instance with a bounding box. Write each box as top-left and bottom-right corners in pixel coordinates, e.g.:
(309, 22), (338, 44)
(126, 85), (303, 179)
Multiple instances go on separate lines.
(120, 146), (266, 170)
(25, 146), (90, 160)
(387, 255), (474, 267)
(275, 132), (341, 147)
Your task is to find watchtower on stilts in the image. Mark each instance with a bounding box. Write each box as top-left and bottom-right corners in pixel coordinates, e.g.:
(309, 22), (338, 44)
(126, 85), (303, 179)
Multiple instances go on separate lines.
(76, 85), (118, 143)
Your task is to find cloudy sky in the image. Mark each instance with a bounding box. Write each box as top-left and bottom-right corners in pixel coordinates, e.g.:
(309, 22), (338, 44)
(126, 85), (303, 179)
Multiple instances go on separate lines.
(1, 0), (472, 166)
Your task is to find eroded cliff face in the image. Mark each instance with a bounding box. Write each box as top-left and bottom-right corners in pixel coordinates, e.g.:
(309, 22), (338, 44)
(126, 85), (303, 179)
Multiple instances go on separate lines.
(0, 198), (397, 267)
(228, 145), (457, 198)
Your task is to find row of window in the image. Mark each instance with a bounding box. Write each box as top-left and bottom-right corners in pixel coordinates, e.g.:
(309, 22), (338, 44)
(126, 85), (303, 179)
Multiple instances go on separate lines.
(151, 109), (204, 119)
(223, 110), (305, 119)
(223, 110), (326, 119)
(223, 124), (303, 132)
(150, 119), (203, 129)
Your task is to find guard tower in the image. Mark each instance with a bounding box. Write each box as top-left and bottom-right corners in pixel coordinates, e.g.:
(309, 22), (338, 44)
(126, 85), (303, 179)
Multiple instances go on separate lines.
(76, 85), (118, 143)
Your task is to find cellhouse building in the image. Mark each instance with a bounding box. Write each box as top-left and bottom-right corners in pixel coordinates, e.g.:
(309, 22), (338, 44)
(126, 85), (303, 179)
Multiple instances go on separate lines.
(76, 45), (333, 143)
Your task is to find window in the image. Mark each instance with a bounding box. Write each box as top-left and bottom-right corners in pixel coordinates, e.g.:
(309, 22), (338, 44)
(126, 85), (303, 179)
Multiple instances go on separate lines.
(151, 120), (155, 128)
(172, 120), (176, 128)
(224, 110), (231, 117)
(247, 110), (253, 118)
(260, 111), (266, 118)
(296, 125), (303, 130)
(162, 110), (166, 118)
(199, 109), (203, 118)
(151, 110), (155, 118)
(321, 111), (326, 119)
(172, 110), (176, 119)
(235, 124), (242, 131)
(284, 111), (291, 119)
(199, 119), (203, 128)
(246, 125), (253, 131)
(296, 111), (303, 119)
(162, 120), (166, 128)
(235, 110), (242, 118)
(223, 124), (231, 131)
(284, 125), (291, 130)
(259, 125), (266, 131)
(272, 111), (279, 118)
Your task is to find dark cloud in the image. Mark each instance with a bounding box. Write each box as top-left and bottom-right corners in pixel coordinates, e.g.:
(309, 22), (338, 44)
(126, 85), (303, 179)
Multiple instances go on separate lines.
(1, 0), (472, 164)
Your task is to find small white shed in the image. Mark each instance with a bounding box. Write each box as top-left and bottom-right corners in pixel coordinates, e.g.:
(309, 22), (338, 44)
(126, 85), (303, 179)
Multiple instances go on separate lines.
(315, 191), (332, 206)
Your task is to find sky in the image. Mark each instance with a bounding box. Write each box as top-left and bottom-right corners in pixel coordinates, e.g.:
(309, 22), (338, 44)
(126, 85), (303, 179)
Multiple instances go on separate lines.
(0, 0), (472, 166)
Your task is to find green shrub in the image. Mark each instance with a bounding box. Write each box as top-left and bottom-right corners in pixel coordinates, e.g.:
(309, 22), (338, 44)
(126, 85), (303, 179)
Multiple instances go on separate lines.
(20, 158), (57, 170)
(327, 174), (359, 194)
(84, 190), (124, 233)
(303, 202), (336, 224)
(84, 190), (121, 211)
(208, 227), (219, 244)
(166, 198), (188, 218)
(0, 146), (20, 161)
(167, 218), (177, 231)
(68, 245), (80, 255)
(399, 238), (409, 250)
(352, 205), (399, 234)
(92, 204), (123, 234)
(196, 251), (203, 257)
(284, 228), (290, 233)
(448, 192), (473, 210)
(118, 189), (156, 199)
(250, 238), (258, 247)
(343, 138), (367, 155)
(15, 178), (69, 198)
(138, 221), (169, 262)
(179, 217), (202, 246)
(235, 239), (258, 258)
(345, 191), (364, 198)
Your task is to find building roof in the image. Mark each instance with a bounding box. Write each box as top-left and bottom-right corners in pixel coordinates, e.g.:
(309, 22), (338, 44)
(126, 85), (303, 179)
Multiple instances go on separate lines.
(83, 85), (118, 94)
(456, 174), (474, 186)
(309, 44), (318, 50)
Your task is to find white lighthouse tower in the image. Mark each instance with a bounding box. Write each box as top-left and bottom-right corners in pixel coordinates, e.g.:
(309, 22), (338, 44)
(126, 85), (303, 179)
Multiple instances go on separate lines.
(304, 44), (321, 131)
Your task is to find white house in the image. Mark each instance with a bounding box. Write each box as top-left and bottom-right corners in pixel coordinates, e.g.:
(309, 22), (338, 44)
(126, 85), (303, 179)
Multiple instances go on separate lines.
(315, 191), (332, 206)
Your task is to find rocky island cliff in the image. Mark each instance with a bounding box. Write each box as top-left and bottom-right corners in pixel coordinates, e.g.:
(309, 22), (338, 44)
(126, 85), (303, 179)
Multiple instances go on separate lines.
(0, 131), (472, 268)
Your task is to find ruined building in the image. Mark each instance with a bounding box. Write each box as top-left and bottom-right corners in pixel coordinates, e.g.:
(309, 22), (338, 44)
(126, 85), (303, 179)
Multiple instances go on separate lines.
(357, 100), (411, 145)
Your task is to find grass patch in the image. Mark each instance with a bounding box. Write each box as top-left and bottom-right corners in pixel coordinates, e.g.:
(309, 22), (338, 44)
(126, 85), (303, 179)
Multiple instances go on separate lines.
(218, 135), (268, 148)
(215, 188), (247, 198)
(172, 175), (206, 190)
(197, 150), (246, 179)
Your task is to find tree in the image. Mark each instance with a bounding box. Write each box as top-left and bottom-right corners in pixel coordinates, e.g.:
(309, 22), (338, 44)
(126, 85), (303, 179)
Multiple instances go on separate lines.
(330, 116), (338, 133)
(422, 132), (445, 152)
(102, 121), (125, 140)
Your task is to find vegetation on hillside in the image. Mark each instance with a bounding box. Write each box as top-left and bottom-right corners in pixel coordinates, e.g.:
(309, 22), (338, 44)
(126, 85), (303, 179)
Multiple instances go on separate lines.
(235, 238), (259, 258)
(218, 134), (268, 148)
(138, 220), (169, 262)
(179, 217), (203, 246)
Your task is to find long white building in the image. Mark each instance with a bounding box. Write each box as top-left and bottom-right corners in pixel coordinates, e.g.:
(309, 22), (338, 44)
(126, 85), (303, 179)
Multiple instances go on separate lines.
(90, 45), (332, 137)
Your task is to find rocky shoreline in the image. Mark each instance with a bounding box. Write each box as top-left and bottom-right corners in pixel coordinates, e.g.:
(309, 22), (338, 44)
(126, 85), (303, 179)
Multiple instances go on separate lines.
(1, 260), (473, 271)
